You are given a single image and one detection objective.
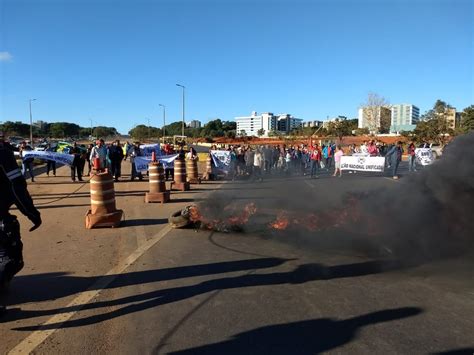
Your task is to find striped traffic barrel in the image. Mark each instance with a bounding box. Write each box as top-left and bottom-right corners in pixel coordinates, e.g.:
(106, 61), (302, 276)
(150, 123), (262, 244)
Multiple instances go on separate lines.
(186, 158), (199, 183)
(89, 172), (117, 215)
(149, 162), (167, 193)
(174, 157), (187, 183)
(206, 155), (213, 175)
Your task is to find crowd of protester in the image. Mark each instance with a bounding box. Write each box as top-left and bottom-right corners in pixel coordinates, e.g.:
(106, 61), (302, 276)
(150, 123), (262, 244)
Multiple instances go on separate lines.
(219, 139), (411, 181)
(14, 137), (421, 183)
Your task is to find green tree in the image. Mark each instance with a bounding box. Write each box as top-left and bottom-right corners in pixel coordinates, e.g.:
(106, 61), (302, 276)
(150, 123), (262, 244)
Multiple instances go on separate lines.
(225, 130), (236, 139)
(434, 99), (448, 113)
(417, 100), (455, 144)
(48, 122), (81, 138)
(0, 121), (31, 137)
(354, 127), (370, 136)
(129, 125), (149, 141)
(93, 126), (118, 138)
(222, 121), (236, 131)
(460, 105), (474, 132)
(327, 119), (352, 141)
(257, 128), (265, 137)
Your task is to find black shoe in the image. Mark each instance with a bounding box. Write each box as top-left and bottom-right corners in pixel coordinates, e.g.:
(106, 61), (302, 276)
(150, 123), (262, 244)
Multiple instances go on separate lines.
(0, 305), (7, 317)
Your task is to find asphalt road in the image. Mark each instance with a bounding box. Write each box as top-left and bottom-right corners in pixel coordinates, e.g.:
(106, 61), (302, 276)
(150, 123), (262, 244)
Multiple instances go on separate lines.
(1, 162), (473, 354)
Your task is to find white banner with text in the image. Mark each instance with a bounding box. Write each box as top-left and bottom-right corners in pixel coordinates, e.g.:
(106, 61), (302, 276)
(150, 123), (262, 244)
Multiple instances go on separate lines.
(414, 148), (434, 166)
(340, 155), (385, 172)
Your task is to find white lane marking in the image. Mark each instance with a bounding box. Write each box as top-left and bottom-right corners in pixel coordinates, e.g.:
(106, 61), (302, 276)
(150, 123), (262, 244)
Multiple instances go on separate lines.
(8, 224), (173, 355)
(304, 179), (315, 188)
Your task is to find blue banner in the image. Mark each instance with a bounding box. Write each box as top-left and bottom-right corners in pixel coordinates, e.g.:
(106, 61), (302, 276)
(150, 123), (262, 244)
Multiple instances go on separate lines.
(139, 144), (161, 157)
(134, 154), (179, 172)
(210, 150), (231, 175)
(22, 150), (75, 166)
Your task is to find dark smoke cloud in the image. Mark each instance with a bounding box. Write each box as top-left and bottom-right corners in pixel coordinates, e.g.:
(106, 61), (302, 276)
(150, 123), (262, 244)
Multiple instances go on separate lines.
(361, 132), (474, 259)
(197, 132), (474, 261)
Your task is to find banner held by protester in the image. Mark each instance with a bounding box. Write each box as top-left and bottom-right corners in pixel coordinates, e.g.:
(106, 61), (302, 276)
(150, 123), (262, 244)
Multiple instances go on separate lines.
(415, 148), (434, 166)
(134, 154), (179, 172)
(340, 155), (385, 172)
(21, 150), (75, 166)
(210, 150), (231, 175)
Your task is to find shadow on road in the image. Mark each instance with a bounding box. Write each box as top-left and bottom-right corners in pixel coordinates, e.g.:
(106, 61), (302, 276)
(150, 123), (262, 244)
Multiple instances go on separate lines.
(168, 307), (423, 355)
(2, 257), (289, 315)
(432, 348), (474, 355)
(122, 218), (168, 227)
(4, 258), (406, 331)
(36, 203), (91, 209)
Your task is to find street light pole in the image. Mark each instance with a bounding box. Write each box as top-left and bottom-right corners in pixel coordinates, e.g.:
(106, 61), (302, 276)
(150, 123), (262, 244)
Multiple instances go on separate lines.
(159, 104), (166, 144)
(176, 84), (185, 137)
(29, 99), (36, 147)
(147, 117), (151, 140)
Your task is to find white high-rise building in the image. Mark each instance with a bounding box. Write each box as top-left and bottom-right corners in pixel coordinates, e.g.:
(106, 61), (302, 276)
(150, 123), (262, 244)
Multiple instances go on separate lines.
(235, 112), (301, 137)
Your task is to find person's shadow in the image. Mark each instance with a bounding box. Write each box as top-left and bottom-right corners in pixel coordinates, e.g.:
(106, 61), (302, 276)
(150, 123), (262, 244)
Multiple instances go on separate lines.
(168, 307), (423, 355)
(8, 260), (406, 331)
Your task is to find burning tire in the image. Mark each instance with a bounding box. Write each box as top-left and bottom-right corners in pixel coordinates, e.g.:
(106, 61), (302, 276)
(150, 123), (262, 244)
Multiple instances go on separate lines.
(168, 210), (192, 228)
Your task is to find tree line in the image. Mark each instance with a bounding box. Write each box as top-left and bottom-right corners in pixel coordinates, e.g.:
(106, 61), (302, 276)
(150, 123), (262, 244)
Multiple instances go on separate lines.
(2, 101), (472, 144)
(0, 121), (118, 140)
(128, 119), (237, 141)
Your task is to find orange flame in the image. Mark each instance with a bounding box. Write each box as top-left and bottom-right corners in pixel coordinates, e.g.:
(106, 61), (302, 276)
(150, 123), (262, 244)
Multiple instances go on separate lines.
(269, 211), (290, 230)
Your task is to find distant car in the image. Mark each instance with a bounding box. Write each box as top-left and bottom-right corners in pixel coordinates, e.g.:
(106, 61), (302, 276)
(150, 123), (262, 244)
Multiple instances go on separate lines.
(58, 143), (87, 155)
(34, 143), (49, 151)
(418, 143), (443, 159)
(430, 143), (443, 159)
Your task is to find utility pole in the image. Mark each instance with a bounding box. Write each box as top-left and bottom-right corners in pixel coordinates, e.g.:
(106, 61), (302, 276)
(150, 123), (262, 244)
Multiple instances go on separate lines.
(159, 104), (166, 144)
(29, 98), (36, 147)
(176, 84), (185, 137)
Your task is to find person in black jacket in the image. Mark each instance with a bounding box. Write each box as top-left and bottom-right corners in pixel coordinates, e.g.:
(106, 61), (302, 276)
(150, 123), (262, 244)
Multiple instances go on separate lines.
(108, 140), (124, 181)
(0, 130), (42, 316)
(70, 142), (84, 182)
(46, 143), (57, 176)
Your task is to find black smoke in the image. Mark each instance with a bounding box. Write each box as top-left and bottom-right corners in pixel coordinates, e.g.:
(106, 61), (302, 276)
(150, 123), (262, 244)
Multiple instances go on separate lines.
(198, 133), (474, 261)
(358, 132), (474, 259)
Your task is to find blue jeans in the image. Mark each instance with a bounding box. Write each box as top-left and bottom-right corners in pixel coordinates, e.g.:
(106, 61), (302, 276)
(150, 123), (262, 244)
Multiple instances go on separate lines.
(392, 160), (400, 177)
(408, 155), (416, 171)
(310, 160), (320, 177)
(21, 160), (34, 181)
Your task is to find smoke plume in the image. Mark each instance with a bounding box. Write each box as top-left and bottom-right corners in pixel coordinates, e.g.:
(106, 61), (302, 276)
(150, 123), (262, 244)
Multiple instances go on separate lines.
(197, 133), (474, 261)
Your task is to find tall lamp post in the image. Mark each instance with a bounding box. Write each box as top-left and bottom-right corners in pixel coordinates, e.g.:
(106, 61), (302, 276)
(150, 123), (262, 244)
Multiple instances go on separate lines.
(29, 98), (36, 147)
(147, 117), (151, 140)
(159, 104), (166, 144)
(176, 84), (185, 137)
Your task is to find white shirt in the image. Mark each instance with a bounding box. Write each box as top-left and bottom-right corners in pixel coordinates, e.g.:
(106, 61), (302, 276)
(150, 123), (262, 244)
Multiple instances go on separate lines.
(254, 152), (263, 167)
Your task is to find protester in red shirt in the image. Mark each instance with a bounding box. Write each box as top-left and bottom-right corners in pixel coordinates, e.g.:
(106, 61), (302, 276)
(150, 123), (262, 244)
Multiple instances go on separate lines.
(310, 144), (321, 179)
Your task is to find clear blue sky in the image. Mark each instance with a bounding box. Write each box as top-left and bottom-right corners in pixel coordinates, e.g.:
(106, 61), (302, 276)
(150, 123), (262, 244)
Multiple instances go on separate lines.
(1, 0), (472, 134)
